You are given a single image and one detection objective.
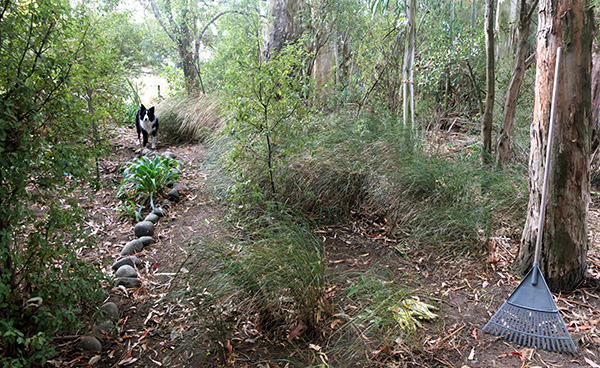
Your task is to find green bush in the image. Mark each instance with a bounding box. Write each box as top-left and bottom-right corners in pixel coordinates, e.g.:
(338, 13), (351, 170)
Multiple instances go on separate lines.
(117, 156), (183, 209)
(0, 1), (116, 365)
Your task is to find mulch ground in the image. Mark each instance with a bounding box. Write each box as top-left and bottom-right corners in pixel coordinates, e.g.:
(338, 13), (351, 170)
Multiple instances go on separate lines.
(50, 125), (600, 368)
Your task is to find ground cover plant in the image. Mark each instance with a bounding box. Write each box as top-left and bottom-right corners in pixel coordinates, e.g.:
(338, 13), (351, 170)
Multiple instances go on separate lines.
(117, 155), (183, 210)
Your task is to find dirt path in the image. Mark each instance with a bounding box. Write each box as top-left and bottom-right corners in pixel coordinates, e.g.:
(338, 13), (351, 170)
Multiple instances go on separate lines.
(56, 127), (600, 367)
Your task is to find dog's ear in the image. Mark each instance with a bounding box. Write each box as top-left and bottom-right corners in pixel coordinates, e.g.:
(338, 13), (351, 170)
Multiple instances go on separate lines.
(148, 106), (155, 114)
(140, 104), (146, 110)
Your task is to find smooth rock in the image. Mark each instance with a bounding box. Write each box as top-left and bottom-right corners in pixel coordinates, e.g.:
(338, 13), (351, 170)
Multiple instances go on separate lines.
(134, 221), (154, 237)
(93, 320), (114, 336)
(79, 336), (102, 352)
(120, 239), (144, 256)
(111, 256), (141, 271)
(138, 236), (155, 246)
(101, 302), (119, 320)
(115, 277), (142, 288)
(152, 207), (167, 217)
(141, 148), (157, 157)
(167, 188), (180, 201)
(161, 199), (171, 208)
(115, 264), (138, 278)
(171, 182), (187, 192)
(162, 151), (176, 159)
(144, 213), (160, 223)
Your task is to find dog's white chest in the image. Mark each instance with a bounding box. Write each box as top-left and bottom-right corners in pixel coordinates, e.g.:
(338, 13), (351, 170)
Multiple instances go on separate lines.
(142, 118), (156, 134)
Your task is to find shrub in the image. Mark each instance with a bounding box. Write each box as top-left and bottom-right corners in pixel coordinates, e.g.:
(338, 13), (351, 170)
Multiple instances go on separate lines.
(0, 1), (111, 365)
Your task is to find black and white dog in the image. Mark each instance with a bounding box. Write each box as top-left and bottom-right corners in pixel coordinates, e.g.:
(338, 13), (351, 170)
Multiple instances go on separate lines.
(136, 104), (159, 149)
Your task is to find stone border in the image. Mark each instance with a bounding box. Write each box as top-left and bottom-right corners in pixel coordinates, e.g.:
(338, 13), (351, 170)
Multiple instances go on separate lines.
(79, 151), (186, 353)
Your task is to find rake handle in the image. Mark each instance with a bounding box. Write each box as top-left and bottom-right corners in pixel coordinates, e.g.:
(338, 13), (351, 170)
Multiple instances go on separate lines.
(532, 46), (562, 286)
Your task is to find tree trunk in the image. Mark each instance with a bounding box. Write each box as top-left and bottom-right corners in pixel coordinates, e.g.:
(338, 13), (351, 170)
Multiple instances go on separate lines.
(264, 0), (306, 58)
(496, 0), (537, 168)
(471, 0), (478, 28)
(481, 0), (495, 164)
(177, 36), (199, 94)
(518, 0), (593, 291)
(402, 0), (416, 133)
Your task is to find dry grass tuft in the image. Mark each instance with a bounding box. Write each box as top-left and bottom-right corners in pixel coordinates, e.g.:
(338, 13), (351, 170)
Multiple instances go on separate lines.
(157, 93), (222, 144)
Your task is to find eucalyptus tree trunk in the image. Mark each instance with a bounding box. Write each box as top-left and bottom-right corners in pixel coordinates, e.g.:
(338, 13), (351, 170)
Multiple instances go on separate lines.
(148, 0), (199, 93)
(264, 0), (306, 58)
(471, 0), (478, 28)
(518, 0), (593, 291)
(481, 0), (495, 164)
(402, 0), (416, 133)
(496, 0), (537, 168)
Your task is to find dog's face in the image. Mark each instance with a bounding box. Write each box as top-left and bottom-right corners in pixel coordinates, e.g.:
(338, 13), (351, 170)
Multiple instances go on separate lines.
(139, 104), (156, 123)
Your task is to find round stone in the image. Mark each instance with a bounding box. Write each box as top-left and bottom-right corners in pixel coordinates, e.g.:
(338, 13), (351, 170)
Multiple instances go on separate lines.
(162, 151), (176, 159)
(79, 336), (102, 352)
(138, 236), (155, 246)
(167, 188), (180, 201)
(115, 264), (137, 278)
(120, 239), (144, 256)
(152, 207), (167, 217)
(144, 213), (160, 223)
(172, 182), (187, 191)
(101, 302), (119, 320)
(92, 320), (114, 336)
(134, 221), (154, 237)
(115, 277), (142, 288)
(112, 256), (141, 271)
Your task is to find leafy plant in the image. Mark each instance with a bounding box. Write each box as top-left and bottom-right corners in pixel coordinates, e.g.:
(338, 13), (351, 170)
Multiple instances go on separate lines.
(117, 156), (183, 209)
(0, 1), (116, 365)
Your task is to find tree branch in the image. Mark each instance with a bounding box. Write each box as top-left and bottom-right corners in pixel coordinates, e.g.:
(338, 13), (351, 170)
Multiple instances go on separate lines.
(147, 0), (177, 43)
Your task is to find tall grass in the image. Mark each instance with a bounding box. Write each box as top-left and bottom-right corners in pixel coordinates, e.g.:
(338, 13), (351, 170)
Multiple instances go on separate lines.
(276, 113), (528, 252)
(156, 93), (222, 144)
(174, 213), (327, 362)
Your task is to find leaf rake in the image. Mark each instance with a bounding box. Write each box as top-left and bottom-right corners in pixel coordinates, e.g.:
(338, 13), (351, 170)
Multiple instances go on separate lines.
(483, 47), (576, 354)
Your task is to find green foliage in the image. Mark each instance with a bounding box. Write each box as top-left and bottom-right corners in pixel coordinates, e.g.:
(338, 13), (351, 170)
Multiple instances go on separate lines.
(204, 8), (312, 202)
(118, 156), (183, 208)
(416, 17), (486, 113)
(0, 2), (136, 364)
(327, 264), (438, 364)
(274, 114), (527, 251)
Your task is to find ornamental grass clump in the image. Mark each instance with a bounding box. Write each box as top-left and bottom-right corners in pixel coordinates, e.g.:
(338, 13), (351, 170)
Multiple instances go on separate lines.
(117, 156), (183, 209)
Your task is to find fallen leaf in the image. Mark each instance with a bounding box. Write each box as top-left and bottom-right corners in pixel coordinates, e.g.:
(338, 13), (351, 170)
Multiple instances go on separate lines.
(468, 347), (475, 360)
(288, 322), (306, 340)
(330, 319), (346, 330)
(472, 328), (478, 340)
(118, 357), (138, 366)
(498, 351), (523, 361)
(585, 357), (600, 368)
(309, 343), (321, 351)
(88, 355), (101, 365)
(149, 357), (162, 366)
